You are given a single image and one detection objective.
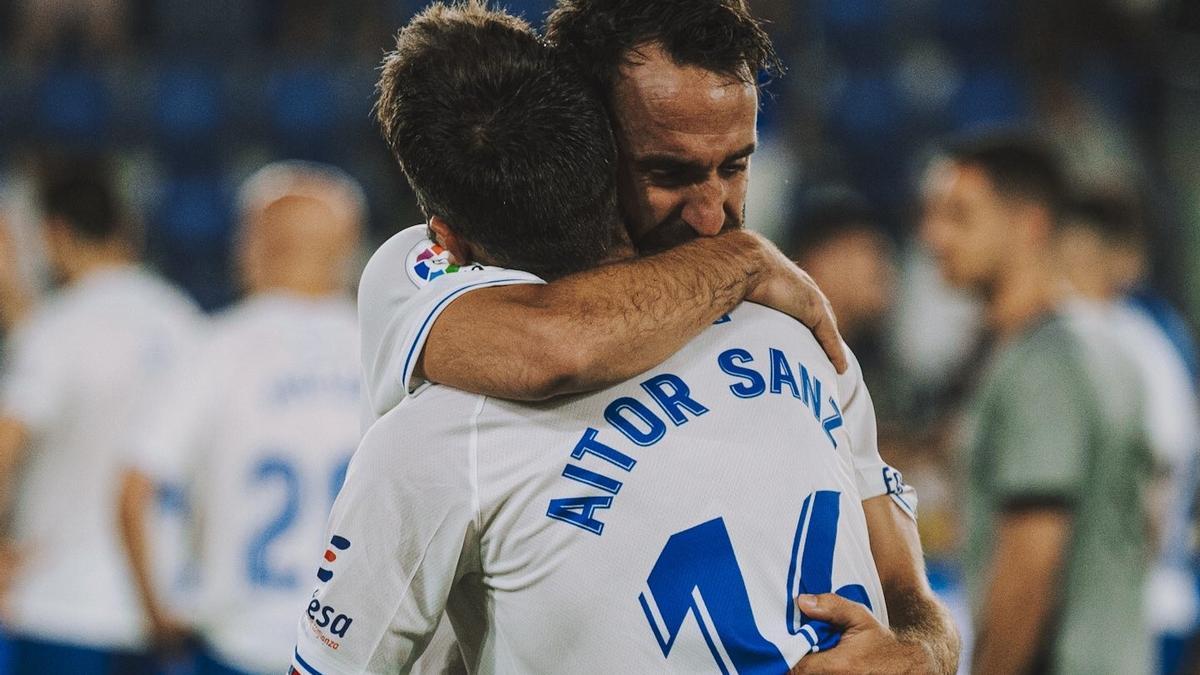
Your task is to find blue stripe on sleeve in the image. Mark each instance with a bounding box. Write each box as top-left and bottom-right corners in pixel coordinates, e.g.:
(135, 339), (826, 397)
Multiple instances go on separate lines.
(399, 278), (533, 390)
(293, 649), (325, 675)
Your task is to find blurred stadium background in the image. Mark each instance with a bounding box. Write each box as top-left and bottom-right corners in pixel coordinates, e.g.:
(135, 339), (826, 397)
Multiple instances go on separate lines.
(1, 0), (1199, 672)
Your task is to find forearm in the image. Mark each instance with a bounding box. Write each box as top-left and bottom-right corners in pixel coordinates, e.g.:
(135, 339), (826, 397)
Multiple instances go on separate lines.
(886, 585), (960, 674)
(118, 470), (167, 621)
(0, 418), (28, 533)
(0, 284), (30, 334)
(863, 496), (960, 674)
(422, 229), (772, 400)
(972, 570), (1058, 674)
(0, 223), (30, 335)
(972, 511), (1070, 675)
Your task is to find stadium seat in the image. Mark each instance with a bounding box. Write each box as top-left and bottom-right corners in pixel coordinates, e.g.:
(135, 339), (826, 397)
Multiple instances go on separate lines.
(819, 0), (892, 65)
(935, 0), (1016, 59)
(152, 173), (236, 310)
(34, 67), (111, 147)
(155, 173), (231, 248)
(828, 70), (907, 151)
(267, 65), (340, 160)
(155, 66), (224, 154)
(152, 0), (257, 59)
(949, 66), (1030, 131)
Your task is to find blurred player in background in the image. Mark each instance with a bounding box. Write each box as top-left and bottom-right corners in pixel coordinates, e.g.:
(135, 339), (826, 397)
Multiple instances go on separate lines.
(1058, 192), (1200, 671)
(789, 188), (897, 354)
(121, 161), (364, 675)
(921, 134), (1154, 674)
(0, 158), (201, 674)
(788, 188), (901, 422)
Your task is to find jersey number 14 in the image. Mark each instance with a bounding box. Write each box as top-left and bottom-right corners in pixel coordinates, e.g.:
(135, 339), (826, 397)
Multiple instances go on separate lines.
(639, 490), (872, 674)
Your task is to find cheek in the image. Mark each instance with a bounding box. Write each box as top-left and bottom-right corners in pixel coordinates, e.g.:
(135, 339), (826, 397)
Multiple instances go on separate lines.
(641, 186), (683, 221)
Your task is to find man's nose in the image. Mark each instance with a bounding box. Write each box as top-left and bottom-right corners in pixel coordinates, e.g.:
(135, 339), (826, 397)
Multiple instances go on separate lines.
(680, 178), (727, 236)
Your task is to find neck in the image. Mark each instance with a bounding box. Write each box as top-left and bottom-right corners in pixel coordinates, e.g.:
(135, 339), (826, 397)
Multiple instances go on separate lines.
(1063, 272), (1113, 302)
(985, 256), (1061, 339)
(64, 243), (134, 284)
(253, 274), (344, 299)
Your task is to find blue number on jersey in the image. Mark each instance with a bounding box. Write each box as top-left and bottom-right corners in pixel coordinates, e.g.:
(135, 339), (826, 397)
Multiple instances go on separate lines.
(786, 491), (872, 652)
(640, 490), (872, 672)
(247, 455), (302, 589)
(639, 517), (788, 674)
(245, 452), (354, 590)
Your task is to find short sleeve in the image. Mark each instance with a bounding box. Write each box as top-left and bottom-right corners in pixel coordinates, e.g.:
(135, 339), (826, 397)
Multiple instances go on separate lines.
(292, 394), (479, 674)
(358, 225), (543, 423)
(838, 345), (919, 519)
(127, 340), (217, 483)
(0, 315), (66, 436)
(989, 337), (1091, 505)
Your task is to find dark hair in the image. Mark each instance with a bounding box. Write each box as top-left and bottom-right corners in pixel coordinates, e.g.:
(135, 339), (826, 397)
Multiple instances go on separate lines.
(545, 0), (782, 99)
(39, 158), (122, 241)
(1065, 190), (1145, 245)
(941, 132), (1068, 223)
(788, 186), (882, 256)
(375, 1), (623, 280)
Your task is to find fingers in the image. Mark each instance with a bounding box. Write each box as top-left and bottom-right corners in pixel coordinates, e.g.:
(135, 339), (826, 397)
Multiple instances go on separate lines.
(795, 271), (847, 374)
(789, 650), (839, 675)
(748, 257), (848, 373)
(795, 593), (876, 630)
(808, 309), (847, 375)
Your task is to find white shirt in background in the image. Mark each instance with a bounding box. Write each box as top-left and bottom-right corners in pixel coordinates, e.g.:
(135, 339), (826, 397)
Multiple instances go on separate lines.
(133, 293), (360, 674)
(0, 266), (200, 651)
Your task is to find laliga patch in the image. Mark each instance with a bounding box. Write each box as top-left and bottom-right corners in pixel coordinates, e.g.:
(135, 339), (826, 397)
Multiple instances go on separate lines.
(406, 239), (484, 287)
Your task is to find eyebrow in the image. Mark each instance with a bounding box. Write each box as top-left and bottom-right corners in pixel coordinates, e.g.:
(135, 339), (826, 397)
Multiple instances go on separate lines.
(633, 143), (758, 173)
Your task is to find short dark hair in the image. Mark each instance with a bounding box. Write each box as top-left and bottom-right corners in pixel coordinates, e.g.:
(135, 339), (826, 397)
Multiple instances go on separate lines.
(375, 1), (623, 280)
(941, 132), (1068, 223)
(1065, 190), (1145, 245)
(788, 186), (882, 256)
(545, 0), (782, 99)
(39, 158), (122, 241)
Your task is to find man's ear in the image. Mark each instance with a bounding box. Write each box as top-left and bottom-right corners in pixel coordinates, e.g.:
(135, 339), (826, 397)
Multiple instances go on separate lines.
(428, 216), (473, 265)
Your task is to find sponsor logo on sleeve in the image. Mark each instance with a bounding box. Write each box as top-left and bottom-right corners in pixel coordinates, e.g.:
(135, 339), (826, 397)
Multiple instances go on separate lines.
(307, 535), (355, 650)
(406, 240), (484, 287)
(317, 535), (350, 583)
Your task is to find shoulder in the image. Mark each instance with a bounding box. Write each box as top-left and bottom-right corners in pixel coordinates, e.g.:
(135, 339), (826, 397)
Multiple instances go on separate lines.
(359, 224), (543, 310)
(723, 303), (843, 378)
(358, 225), (447, 307)
(353, 387), (484, 486)
(983, 315), (1099, 413)
(1008, 315), (1086, 374)
(4, 286), (90, 358)
(135, 270), (202, 322)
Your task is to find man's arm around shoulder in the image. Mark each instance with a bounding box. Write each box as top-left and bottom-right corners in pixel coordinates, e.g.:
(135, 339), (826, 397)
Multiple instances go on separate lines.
(421, 229), (846, 400)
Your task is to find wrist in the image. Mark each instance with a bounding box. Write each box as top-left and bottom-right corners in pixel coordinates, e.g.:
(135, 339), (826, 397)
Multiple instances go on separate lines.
(893, 634), (944, 674)
(718, 229), (773, 295)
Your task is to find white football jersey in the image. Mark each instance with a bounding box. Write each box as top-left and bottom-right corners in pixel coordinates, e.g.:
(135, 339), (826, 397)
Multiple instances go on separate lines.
(356, 225), (542, 428)
(133, 294), (360, 673)
(1064, 297), (1199, 470)
(0, 266), (200, 650)
(294, 302), (915, 674)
